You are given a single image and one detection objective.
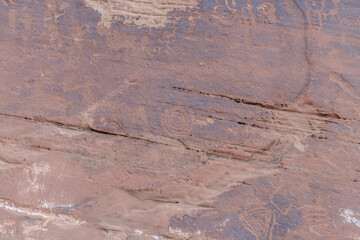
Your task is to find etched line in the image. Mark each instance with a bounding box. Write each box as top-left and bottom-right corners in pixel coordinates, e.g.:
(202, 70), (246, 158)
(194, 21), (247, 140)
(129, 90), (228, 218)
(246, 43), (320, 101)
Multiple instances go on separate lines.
(239, 206), (276, 240)
(342, 15), (360, 28)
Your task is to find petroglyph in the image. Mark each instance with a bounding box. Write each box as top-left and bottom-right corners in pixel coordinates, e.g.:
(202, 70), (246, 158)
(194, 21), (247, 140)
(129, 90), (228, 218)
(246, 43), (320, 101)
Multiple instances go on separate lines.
(161, 106), (193, 137)
(302, 206), (338, 236)
(342, 15), (360, 27)
(256, 1), (277, 24)
(0, 0), (360, 239)
(82, 0), (356, 30)
(239, 206), (276, 240)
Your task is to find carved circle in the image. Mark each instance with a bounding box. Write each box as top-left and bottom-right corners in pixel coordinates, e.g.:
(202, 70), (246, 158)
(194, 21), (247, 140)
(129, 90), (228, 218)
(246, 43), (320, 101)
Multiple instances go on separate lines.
(161, 106), (193, 137)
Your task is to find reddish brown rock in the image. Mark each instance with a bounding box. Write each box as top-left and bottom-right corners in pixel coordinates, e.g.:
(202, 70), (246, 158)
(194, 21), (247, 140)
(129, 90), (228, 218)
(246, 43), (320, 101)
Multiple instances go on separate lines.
(0, 0), (359, 239)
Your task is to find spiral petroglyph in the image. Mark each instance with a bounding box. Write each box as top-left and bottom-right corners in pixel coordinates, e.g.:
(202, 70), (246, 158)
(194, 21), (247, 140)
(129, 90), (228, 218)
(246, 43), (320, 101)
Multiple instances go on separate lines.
(161, 106), (193, 137)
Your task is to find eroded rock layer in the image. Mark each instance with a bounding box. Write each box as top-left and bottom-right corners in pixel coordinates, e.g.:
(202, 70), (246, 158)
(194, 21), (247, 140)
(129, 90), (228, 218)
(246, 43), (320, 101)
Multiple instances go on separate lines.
(0, 0), (359, 239)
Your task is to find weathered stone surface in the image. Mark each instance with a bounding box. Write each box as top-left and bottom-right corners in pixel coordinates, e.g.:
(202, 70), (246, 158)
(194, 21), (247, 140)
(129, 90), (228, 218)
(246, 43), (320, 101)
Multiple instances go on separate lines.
(0, 0), (359, 239)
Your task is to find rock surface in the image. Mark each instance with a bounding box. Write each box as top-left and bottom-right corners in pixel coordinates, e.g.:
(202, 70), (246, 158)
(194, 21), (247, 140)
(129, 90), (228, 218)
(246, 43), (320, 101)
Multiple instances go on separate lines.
(0, 0), (360, 239)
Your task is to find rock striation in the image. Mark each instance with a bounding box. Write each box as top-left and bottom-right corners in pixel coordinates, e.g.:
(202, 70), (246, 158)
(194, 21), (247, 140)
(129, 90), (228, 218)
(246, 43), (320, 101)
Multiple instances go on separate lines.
(0, 0), (359, 239)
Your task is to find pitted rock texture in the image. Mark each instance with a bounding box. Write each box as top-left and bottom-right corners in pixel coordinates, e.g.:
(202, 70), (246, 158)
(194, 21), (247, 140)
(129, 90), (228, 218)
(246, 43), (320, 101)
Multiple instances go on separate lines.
(0, 0), (360, 239)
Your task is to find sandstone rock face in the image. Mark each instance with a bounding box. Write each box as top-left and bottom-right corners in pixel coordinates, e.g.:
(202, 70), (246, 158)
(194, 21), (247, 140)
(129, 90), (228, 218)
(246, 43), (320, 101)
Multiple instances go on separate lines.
(0, 0), (359, 239)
